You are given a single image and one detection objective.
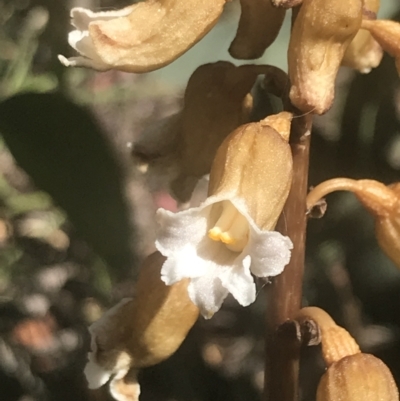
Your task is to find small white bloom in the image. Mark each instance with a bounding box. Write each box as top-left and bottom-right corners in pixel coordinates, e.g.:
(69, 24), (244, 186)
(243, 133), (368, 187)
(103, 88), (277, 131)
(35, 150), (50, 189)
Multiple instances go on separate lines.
(156, 197), (293, 318)
(58, 7), (134, 71)
(155, 116), (294, 318)
(58, 1), (227, 73)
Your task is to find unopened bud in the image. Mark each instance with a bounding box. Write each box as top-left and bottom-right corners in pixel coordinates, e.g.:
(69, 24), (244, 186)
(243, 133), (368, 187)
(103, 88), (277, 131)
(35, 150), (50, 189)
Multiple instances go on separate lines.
(288, 0), (363, 114)
(317, 353), (399, 401)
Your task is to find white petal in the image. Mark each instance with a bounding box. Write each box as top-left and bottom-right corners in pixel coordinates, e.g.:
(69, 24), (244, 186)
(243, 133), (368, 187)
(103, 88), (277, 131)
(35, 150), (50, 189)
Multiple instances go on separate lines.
(219, 260), (256, 307)
(249, 231), (293, 278)
(58, 54), (110, 71)
(70, 6), (134, 30)
(188, 275), (229, 319)
(109, 369), (140, 401)
(155, 207), (209, 256)
(160, 245), (208, 285)
(84, 352), (112, 389)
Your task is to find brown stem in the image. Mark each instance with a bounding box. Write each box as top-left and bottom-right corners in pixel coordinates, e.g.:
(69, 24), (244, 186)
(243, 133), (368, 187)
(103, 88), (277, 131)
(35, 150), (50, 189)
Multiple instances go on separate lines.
(264, 113), (312, 401)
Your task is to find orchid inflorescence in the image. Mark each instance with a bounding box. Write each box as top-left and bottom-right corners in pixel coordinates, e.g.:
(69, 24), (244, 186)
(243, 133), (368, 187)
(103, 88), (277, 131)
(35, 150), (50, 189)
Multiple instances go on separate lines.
(59, 0), (400, 400)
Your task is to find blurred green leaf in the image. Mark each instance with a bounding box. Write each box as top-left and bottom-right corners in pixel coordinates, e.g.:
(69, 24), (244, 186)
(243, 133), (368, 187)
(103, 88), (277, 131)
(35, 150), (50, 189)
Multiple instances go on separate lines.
(0, 92), (136, 280)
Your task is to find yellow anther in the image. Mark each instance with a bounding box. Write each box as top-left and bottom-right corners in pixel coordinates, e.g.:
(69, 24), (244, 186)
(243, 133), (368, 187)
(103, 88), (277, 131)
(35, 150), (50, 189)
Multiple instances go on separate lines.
(207, 201), (249, 252)
(208, 227), (223, 241)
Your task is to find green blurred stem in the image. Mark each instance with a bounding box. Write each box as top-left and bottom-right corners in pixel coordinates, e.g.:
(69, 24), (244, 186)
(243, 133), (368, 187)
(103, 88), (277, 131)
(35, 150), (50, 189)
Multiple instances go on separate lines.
(264, 113), (312, 401)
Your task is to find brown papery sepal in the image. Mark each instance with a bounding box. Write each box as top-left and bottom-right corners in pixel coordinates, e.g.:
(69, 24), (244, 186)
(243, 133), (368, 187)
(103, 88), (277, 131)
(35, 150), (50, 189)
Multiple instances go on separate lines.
(229, 0), (285, 59)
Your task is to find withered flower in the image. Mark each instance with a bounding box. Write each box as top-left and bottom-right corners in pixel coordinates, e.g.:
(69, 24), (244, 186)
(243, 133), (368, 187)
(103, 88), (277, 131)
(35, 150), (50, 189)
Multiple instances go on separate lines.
(58, 0), (227, 72)
(229, 0), (285, 60)
(288, 0), (363, 114)
(156, 113), (293, 318)
(84, 252), (199, 400)
(307, 178), (400, 270)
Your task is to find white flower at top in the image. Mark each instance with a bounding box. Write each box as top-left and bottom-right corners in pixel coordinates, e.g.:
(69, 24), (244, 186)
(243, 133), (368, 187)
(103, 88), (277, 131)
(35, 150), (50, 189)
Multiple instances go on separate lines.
(156, 114), (294, 318)
(58, 0), (227, 73)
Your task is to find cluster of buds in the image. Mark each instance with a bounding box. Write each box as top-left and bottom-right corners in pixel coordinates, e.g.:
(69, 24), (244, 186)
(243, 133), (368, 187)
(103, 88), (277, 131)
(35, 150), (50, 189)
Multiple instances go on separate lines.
(307, 178), (400, 269)
(295, 307), (399, 401)
(59, 0), (400, 115)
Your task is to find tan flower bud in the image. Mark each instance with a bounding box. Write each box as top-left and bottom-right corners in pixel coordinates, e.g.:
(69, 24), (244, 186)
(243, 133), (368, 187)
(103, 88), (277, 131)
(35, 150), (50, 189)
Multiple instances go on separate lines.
(295, 307), (360, 367)
(84, 251), (199, 396)
(317, 353), (399, 401)
(307, 178), (400, 269)
(59, 0), (227, 72)
(288, 0), (363, 114)
(229, 0), (285, 59)
(361, 19), (400, 75)
(208, 115), (293, 230)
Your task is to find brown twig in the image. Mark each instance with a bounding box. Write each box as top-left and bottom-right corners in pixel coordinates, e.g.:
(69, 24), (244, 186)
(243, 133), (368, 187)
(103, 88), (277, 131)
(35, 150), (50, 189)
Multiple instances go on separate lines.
(264, 113), (312, 401)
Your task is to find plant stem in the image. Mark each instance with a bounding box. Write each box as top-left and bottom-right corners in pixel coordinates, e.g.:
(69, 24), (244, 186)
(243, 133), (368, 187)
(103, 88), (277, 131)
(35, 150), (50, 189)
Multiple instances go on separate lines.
(264, 113), (312, 401)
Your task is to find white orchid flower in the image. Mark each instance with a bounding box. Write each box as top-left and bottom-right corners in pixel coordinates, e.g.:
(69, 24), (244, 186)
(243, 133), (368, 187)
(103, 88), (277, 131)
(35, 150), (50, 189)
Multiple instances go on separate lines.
(58, 0), (227, 73)
(156, 114), (294, 318)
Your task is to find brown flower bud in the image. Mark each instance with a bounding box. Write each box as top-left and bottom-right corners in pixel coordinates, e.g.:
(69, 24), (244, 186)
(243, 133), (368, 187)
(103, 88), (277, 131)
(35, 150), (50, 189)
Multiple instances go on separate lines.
(288, 0), (363, 114)
(84, 251), (199, 398)
(59, 0), (227, 72)
(361, 19), (400, 75)
(317, 353), (399, 401)
(229, 0), (285, 59)
(307, 178), (400, 269)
